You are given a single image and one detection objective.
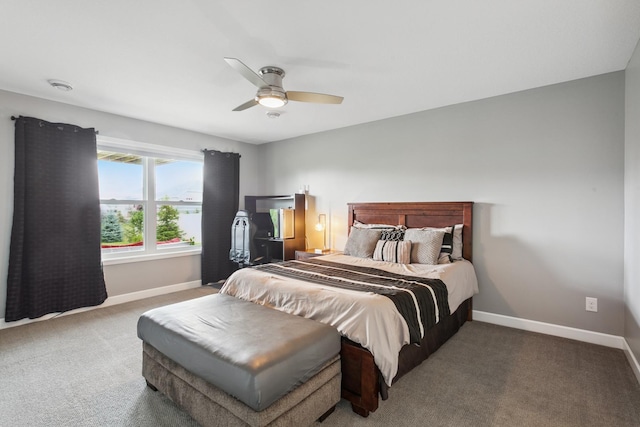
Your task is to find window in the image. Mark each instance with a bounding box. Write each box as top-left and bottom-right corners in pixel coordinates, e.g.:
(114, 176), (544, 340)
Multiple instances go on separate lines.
(97, 136), (203, 260)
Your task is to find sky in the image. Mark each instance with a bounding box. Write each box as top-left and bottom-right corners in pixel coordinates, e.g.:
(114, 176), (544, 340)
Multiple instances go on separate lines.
(97, 158), (203, 202)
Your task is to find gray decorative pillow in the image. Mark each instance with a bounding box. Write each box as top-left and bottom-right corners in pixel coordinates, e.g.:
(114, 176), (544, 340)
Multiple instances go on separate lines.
(343, 228), (382, 258)
(403, 229), (446, 264)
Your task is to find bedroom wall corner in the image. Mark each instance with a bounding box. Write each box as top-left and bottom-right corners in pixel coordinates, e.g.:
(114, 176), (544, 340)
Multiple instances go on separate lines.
(624, 36), (640, 373)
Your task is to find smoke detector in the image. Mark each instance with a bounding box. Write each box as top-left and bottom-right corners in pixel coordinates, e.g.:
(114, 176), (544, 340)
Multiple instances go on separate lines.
(48, 79), (73, 91)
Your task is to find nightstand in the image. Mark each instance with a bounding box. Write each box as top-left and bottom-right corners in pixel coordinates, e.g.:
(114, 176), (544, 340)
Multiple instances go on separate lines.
(294, 249), (342, 260)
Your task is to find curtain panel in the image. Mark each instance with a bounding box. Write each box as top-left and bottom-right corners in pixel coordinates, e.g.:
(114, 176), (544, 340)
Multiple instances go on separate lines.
(5, 116), (107, 322)
(201, 150), (240, 285)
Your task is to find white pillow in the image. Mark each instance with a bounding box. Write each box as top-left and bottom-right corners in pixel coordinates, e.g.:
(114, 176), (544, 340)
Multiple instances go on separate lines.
(353, 220), (406, 230)
(403, 229), (445, 265)
(373, 240), (412, 264)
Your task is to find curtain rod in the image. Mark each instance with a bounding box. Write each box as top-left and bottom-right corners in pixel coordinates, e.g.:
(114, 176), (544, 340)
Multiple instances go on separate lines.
(11, 116), (99, 134)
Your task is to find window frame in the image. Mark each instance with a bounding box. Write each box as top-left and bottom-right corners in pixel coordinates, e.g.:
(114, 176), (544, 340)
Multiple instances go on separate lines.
(97, 136), (203, 265)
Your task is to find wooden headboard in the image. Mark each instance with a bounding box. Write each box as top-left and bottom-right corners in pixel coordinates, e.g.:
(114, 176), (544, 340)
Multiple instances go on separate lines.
(347, 202), (474, 262)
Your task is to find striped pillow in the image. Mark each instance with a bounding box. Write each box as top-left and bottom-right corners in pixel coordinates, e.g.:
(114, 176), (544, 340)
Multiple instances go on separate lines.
(373, 240), (412, 264)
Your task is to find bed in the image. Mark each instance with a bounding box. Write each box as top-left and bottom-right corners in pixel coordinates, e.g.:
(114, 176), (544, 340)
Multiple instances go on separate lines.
(221, 201), (477, 417)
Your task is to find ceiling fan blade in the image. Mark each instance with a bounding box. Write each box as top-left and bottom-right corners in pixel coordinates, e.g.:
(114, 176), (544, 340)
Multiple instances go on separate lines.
(233, 99), (259, 111)
(286, 91), (343, 104)
(224, 57), (268, 89)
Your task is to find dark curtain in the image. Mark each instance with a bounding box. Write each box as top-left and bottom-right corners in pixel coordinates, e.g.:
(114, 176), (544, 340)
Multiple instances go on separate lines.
(5, 116), (107, 322)
(201, 150), (240, 285)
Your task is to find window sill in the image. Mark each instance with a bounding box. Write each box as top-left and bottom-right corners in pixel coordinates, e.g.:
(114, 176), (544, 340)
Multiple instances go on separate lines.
(101, 248), (201, 266)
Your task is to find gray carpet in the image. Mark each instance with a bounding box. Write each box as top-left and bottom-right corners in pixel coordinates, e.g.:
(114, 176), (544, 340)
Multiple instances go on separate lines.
(1, 288), (639, 427)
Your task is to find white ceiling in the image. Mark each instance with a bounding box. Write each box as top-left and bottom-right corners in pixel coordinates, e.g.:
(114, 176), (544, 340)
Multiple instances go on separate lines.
(1, 1), (639, 145)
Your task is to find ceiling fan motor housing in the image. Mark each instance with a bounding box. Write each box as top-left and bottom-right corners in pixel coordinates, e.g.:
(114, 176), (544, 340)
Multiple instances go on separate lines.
(258, 66), (286, 87)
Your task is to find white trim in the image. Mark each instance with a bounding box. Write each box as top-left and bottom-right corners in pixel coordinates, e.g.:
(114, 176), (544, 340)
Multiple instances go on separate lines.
(623, 339), (640, 385)
(472, 310), (625, 349)
(97, 135), (203, 161)
(101, 280), (201, 306)
(97, 137), (203, 262)
(0, 280), (202, 330)
(102, 248), (201, 266)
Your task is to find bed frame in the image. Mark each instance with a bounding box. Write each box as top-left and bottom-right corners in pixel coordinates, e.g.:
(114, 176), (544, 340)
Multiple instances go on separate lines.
(341, 201), (474, 417)
(142, 201), (473, 421)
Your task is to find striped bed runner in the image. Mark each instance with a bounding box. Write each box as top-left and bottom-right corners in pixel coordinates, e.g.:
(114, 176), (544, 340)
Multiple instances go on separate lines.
(252, 258), (450, 344)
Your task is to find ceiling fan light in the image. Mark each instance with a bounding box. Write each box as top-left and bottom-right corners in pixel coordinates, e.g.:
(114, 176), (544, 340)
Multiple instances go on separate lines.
(257, 95), (286, 108)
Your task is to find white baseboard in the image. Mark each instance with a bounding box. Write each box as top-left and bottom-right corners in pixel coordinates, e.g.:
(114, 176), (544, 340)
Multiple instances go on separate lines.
(0, 280), (202, 330)
(623, 339), (640, 386)
(472, 310), (625, 349)
(101, 280), (202, 307)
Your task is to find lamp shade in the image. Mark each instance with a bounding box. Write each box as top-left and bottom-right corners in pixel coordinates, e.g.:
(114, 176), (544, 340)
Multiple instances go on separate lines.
(315, 214), (327, 251)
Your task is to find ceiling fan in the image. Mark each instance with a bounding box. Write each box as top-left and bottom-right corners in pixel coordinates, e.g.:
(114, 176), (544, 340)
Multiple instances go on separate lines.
(224, 57), (344, 111)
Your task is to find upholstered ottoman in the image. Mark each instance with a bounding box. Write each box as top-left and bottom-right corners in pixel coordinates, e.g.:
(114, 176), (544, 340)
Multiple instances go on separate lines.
(137, 293), (341, 426)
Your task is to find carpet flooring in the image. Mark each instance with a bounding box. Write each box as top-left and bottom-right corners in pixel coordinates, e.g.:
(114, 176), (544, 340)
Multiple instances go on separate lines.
(0, 287), (639, 427)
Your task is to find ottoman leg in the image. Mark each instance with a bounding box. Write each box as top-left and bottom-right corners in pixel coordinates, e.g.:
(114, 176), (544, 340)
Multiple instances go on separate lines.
(318, 405), (336, 422)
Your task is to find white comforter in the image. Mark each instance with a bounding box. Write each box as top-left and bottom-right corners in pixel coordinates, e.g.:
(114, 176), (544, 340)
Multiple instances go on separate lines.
(220, 254), (478, 386)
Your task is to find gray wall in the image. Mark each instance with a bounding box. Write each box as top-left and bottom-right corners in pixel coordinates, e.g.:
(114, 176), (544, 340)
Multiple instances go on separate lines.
(257, 72), (625, 336)
(625, 41), (640, 362)
(0, 89), (259, 320)
(0, 71), (630, 341)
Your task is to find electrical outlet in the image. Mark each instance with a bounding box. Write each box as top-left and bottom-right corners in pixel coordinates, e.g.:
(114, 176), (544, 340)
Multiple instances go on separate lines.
(586, 297), (598, 312)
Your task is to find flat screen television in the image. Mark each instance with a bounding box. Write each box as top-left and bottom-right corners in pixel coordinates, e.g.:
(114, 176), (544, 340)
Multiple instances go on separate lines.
(251, 212), (274, 238)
